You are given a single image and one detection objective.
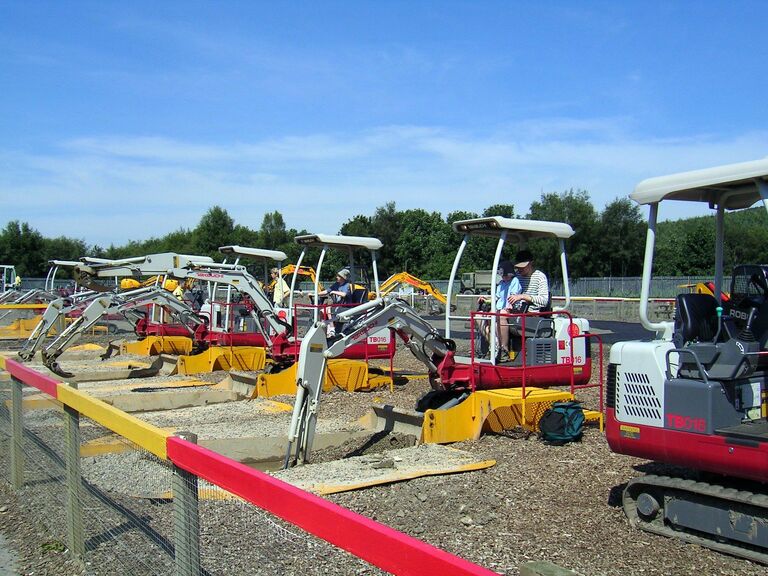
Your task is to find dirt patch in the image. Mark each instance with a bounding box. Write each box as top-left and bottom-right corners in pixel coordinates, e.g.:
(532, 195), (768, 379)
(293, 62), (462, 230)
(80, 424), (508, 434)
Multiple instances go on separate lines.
(273, 444), (496, 494)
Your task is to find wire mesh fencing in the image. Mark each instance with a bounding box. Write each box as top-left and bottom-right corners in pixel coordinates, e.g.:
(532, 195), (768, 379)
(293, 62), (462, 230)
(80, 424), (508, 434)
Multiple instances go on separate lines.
(193, 483), (388, 576)
(0, 378), (413, 575)
(0, 384), (178, 574)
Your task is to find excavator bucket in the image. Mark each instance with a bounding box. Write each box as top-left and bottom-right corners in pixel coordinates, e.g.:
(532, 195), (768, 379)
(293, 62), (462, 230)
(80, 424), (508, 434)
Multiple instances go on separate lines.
(360, 388), (577, 444)
(358, 404), (425, 438)
(121, 336), (194, 356)
(173, 346), (268, 376)
(253, 359), (392, 398)
(67, 355), (170, 383)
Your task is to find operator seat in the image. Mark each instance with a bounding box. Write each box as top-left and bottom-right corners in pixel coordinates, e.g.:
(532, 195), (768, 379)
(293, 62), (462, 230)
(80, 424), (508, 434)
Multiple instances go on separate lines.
(351, 286), (369, 304)
(674, 293), (720, 347)
(673, 292), (727, 378)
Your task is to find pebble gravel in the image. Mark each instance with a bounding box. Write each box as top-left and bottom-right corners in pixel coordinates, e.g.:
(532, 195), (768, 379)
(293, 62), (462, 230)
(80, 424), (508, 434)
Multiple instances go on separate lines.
(0, 337), (766, 575)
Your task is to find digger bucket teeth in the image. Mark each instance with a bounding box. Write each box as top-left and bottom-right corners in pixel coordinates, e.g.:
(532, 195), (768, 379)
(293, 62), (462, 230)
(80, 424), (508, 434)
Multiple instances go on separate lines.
(47, 361), (74, 379)
(100, 339), (123, 360)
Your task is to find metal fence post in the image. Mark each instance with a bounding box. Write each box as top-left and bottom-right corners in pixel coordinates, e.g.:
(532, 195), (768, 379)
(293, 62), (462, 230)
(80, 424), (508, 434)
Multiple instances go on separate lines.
(9, 376), (24, 490)
(173, 431), (201, 576)
(64, 382), (85, 563)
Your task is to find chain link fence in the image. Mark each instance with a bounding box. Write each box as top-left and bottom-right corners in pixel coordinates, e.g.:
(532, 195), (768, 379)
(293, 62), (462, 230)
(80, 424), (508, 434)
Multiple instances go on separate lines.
(0, 383), (392, 575)
(0, 363), (491, 576)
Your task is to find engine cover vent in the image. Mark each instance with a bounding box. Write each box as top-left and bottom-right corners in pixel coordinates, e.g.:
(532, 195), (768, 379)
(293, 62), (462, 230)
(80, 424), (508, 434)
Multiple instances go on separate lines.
(618, 370), (663, 423)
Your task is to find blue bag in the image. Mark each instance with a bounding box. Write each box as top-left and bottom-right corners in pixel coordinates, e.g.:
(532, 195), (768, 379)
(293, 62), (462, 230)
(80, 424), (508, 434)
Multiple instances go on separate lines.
(538, 401), (585, 445)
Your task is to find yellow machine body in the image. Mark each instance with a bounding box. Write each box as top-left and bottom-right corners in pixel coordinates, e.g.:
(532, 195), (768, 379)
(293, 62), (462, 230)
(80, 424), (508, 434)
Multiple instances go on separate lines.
(172, 346), (268, 375)
(361, 388), (602, 444)
(254, 359), (393, 398)
(121, 336), (194, 356)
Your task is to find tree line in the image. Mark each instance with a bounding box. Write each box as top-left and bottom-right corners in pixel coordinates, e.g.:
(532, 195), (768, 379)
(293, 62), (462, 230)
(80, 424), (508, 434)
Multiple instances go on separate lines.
(2, 189), (766, 281)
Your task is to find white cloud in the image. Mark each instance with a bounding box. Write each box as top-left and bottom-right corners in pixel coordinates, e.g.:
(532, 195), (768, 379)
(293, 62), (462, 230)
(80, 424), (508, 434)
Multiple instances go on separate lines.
(2, 122), (767, 246)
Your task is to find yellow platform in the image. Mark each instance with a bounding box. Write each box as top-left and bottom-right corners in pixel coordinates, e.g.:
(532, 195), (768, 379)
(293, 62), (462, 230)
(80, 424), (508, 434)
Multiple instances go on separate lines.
(0, 317), (45, 339)
(361, 388), (583, 444)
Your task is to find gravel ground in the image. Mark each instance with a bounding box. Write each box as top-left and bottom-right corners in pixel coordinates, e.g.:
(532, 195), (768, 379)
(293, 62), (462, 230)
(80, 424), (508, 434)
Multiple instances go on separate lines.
(0, 481), (83, 575)
(1, 335), (766, 575)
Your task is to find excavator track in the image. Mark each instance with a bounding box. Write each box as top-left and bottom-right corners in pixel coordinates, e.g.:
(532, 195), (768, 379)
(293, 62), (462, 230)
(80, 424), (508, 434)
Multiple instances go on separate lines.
(623, 474), (768, 564)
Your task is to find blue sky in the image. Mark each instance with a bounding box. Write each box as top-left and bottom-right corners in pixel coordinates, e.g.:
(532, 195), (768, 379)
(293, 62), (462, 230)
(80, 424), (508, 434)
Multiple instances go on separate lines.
(1, 1), (767, 247)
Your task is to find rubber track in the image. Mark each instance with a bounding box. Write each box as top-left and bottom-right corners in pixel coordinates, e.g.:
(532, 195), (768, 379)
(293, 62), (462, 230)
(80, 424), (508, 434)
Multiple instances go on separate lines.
(624, 474), (768, 564)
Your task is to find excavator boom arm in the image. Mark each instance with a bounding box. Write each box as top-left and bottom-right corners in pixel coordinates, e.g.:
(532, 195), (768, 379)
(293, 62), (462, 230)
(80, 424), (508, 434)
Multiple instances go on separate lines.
(376, 272), (447, 304)
(72, 253), (290, 344)
(41, 286), (205, 375)
(285, 296), (453, 467)
(18, 290), (101, 361)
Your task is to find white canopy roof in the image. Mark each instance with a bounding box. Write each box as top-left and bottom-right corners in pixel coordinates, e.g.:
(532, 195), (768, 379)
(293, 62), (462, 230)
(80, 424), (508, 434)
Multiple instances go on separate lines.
(631, 158), (768, 209)
(452, 217), (574, 240)
(218, 245), (287, 262)
(79, 253), (214, 267)
(294, 234), (383, 251)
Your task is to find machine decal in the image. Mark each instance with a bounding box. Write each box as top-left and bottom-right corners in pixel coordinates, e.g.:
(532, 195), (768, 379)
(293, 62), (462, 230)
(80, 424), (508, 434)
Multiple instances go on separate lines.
(666, 413), (706, 432)
(196, 272), (225, 279)
(619, 425), (640, 439)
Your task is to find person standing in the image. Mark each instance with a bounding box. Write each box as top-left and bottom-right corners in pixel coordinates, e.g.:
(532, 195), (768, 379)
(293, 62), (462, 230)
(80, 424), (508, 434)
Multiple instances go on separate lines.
(270, 267), (290, 308)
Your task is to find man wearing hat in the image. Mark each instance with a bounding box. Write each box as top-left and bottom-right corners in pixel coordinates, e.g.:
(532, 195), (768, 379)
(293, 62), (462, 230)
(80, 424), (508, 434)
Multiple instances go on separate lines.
(506, 249), (550, 313)
(318, 268), (353, 304)
(317, 268), (354, 335)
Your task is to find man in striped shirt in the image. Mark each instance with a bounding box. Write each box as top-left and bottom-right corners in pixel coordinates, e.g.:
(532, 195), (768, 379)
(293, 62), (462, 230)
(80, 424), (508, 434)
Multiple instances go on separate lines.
(506, 249), (550, 313)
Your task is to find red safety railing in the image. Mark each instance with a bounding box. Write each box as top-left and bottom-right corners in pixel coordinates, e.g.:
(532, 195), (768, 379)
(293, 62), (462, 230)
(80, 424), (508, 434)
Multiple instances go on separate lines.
(468, 308), (603, 413)
(3, 357), (498, 576)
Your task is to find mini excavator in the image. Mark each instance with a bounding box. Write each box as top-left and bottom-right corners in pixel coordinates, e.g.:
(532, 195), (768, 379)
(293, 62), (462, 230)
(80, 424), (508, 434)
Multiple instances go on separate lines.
(606, 158), (768, 563)
(371, 271), (448, 314)
(285, 217), (602, 465)
(285, 295), (454, 467)
(72, 252), (296, 358)
(39, 285), (207, 378)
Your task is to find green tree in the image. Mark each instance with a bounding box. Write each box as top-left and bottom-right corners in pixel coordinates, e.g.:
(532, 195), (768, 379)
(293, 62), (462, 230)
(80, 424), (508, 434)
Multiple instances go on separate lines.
(482, 204), (516, 219)
(259, 211), (291, 249)
(193, 206), (235, 258)
(596, 198), (645, 278)
(393, 209), (448, 276)
(340, 203), (402, 278)
(0, 221), (46, 276)
(528, 189), (600, 279)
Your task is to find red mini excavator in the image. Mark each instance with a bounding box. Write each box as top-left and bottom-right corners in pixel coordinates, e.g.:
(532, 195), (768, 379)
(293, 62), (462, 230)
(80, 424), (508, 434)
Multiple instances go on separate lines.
(606, 159), (768, 563)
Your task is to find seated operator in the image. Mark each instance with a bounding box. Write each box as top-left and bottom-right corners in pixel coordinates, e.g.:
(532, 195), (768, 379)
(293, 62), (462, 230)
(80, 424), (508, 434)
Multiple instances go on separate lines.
(478, 260), (521, 360)
(506, 249), (550, 312)
(505, 249), (550, 355)
(317, 268), (354, 335)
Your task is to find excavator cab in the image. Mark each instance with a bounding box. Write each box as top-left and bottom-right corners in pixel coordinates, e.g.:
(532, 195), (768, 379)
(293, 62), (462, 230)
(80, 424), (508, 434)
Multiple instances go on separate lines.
(288, 234), (393, 359)
(441, 216), (592, 390)
(605, 158), (768, 563)
(724, 264), (768, 349)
